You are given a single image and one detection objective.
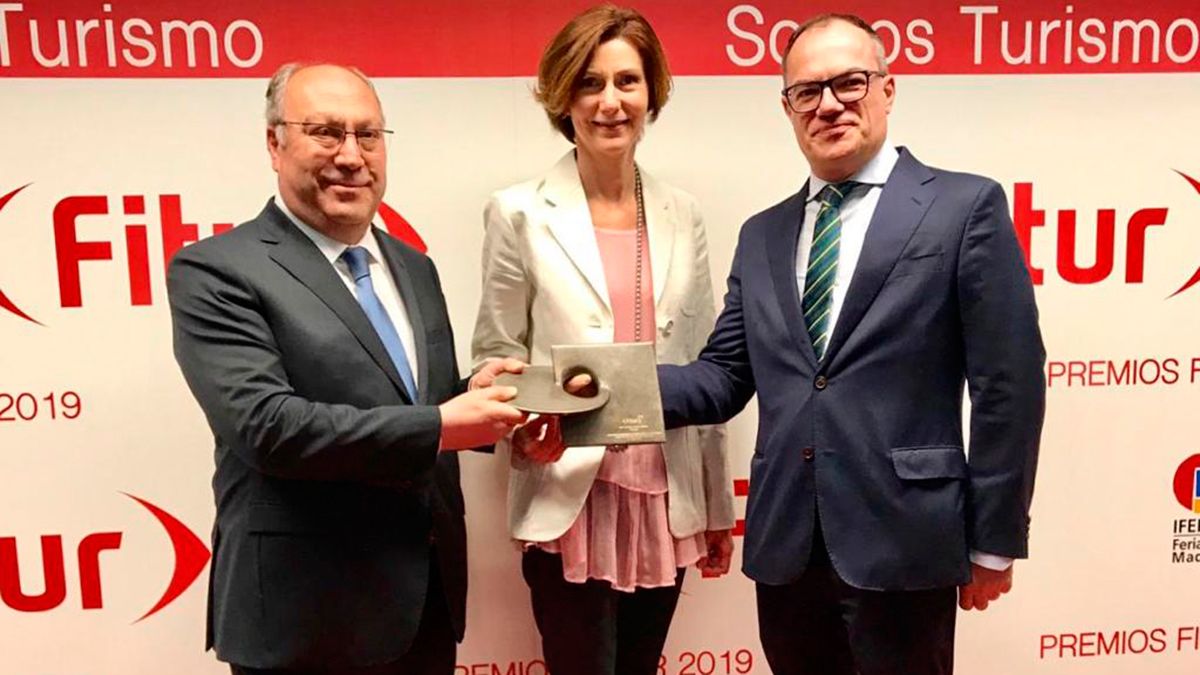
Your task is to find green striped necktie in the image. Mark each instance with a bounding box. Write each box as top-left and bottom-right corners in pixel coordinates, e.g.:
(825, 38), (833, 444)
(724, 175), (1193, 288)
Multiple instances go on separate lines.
(802, 181), (858, 359)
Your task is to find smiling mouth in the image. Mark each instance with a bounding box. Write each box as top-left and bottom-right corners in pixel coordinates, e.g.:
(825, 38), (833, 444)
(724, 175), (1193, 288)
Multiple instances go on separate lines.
(593, 120), (629, 128)
(816, 123), (855, 136)
(323, 180), (370, 189)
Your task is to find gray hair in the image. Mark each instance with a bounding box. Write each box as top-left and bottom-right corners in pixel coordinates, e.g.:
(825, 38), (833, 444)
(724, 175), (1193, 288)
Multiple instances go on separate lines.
(264, 62), (384, 144)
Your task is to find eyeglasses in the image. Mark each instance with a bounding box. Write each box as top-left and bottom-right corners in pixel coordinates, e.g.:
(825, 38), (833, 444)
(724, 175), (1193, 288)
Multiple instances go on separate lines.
(781, 70), (888, 113)
(279, 121), (393, 152)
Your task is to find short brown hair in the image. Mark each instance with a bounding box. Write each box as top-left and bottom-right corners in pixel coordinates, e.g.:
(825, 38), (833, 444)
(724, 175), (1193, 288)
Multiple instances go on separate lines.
(781, 13), (889, 76)
(534, 4), (672, 142)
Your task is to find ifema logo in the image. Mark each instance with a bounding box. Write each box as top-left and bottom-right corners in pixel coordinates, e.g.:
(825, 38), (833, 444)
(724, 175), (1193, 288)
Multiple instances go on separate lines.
(1174, 454), (1200, 514)
(1170, 455), (1200, 565)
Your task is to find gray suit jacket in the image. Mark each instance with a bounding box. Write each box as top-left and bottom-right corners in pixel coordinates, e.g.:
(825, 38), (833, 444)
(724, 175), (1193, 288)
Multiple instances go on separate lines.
(168, 200), (468, 669)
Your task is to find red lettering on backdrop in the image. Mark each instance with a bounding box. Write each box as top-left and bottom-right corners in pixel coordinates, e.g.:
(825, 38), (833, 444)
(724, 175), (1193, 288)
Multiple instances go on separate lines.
(125, 226), (152, 305)
(1040, 628), (1171, 657)
(0, 495), (208, 616)
(1045, 358), (1183, 388)
(0, 535), (68, 612)
(1012, 183), (1045, 284)
(0, 1), (1198, 77)
(123, 195), (152, 305)
(1056, 209), (1115, 284)
(53, 195), (112, 307)
(1179, 626), (1200, 651)
(4, 188), (424, 319)
(1126, 209), (1168, 282)
(159, 194), (199, 267)
(0, 532), (122, 612)
(77, 532), (123, 609)
(1010, 182), (1171, 287)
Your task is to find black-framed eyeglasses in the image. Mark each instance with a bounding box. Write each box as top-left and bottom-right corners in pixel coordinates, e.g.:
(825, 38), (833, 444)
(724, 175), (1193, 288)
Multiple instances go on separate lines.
(279, 121), (393, 152)
(781, 70), (888, 113)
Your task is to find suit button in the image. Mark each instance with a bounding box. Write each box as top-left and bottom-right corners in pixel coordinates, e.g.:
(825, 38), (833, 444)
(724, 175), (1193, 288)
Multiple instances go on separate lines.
(814, 375), (827, 390)
(802, 447), (815, 461)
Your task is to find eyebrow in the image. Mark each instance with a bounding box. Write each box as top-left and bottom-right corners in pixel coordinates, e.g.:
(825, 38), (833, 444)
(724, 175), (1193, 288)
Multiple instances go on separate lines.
(300, 114), (383, 127)
(789, 68), (870, 86)
(584, 67), (643, 76)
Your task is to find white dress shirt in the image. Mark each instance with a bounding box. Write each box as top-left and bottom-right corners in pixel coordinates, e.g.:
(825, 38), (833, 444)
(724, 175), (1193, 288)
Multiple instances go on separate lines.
(275, 196), (420, 391)
(795, 143), (898, 334)
(794, 146), (1011, 573)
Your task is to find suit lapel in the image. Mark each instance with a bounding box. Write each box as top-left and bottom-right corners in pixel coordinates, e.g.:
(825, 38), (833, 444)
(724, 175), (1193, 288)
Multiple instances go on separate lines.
(542, 152), (611, 311)
(375, 231), (430, 404)
(640, 170), (675, 308)
(259, 203), (414, 403)
(824, 149), (936, 365)
(766, 185), (820, 366)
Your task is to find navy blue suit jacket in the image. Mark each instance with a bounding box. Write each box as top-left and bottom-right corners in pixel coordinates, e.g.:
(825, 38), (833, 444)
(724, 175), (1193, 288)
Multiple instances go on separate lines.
(659, 149), (1044, 590)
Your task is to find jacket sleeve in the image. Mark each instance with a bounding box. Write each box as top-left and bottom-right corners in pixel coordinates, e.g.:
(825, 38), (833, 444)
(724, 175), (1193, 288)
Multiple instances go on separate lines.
(167, 245), (442, 484)
(956, 179), (1046, 559)
(688, 204), (736, 530)
(659, 219), (758, 430)
(471, 195), (532, 367)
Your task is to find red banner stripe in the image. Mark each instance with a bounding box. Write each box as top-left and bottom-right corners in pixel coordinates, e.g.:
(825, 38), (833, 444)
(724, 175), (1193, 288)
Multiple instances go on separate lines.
(1, 1), (1197, 78)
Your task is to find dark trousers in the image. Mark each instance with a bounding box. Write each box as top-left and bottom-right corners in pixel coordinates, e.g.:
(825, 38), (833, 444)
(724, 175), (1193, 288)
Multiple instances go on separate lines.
(522, 548), (685, 675)
(756, 525), (957, 675)
(230, 552), (456, 675)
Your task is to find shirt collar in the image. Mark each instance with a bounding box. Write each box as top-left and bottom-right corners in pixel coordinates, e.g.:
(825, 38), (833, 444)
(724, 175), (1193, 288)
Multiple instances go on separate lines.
(273, 194), (384, 265)
(807, 141), (899, 203)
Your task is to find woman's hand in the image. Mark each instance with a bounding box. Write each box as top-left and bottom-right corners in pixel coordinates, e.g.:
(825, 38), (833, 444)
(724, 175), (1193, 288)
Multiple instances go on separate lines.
(696, 529), (734, 578)
(511, 414), (568, 464)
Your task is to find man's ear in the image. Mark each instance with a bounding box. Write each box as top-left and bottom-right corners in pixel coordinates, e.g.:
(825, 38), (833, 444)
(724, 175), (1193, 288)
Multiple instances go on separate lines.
(267, 126), (282, 173)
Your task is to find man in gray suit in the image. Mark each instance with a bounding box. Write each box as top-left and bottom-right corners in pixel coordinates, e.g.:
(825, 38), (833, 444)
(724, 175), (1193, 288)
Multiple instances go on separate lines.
(168, 63), (524, 675)
(657, 14), (1045, 675)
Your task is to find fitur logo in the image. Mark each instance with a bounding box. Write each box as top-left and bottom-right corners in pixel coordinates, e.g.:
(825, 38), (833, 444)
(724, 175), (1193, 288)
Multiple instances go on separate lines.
(0, 183), (426, 325)
(1013, 169), (1200, 294)
(0, 493), (209, 619)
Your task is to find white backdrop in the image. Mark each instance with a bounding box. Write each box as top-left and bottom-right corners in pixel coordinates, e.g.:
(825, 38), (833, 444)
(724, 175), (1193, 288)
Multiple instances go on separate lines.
(2, 1), (1199, 673)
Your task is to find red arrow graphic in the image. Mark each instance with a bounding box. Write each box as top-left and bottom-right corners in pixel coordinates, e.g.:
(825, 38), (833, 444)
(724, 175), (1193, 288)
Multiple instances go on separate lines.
(1168, 170), (1200, 299)
(378, 201), (427, 253)
(122, 493), (211, 623)
(0, 184), (44, 325)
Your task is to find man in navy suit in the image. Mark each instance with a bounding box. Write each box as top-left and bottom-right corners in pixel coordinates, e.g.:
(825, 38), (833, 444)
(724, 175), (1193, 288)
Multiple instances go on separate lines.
(658, 14), (1045, 675)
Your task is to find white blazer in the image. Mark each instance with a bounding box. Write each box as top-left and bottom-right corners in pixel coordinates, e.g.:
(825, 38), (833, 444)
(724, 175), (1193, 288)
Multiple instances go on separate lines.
(472, 151), (736, 542)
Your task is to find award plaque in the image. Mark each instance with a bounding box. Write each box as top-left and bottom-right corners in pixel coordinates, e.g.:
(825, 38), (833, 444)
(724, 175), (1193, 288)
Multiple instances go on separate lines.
(494, 365), (610, 415)
(552, 342), (666, 446)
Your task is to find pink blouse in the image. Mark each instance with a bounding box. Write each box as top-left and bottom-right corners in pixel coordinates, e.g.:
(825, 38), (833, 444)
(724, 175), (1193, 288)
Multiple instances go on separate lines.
(532, 226), (706, 592)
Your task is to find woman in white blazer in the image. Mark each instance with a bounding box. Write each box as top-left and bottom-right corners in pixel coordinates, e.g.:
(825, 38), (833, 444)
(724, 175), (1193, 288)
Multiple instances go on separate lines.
(470, 6), (735, 675)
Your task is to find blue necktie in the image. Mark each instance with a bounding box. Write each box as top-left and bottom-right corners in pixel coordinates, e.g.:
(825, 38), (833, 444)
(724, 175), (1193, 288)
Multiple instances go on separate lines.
(802, 181), (857, 359)
(341, 246), (418, 401)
